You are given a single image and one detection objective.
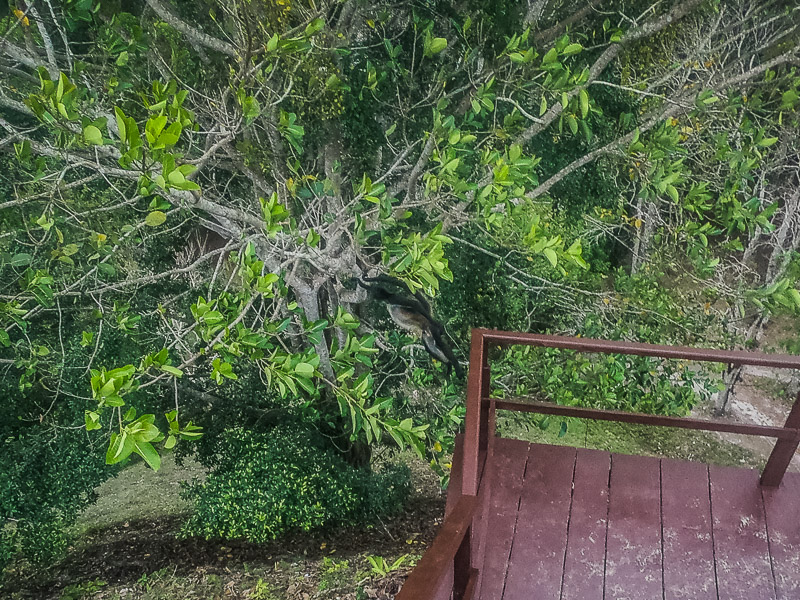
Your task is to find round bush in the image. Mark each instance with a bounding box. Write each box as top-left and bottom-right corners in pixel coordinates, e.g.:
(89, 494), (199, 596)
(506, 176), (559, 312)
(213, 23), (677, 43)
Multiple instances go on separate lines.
(180, 427), (410, 542)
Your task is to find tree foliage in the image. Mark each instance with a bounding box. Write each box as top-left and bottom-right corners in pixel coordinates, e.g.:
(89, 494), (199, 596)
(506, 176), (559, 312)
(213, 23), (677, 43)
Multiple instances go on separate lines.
(180, 426), (410, 542)
(1, 0), (799, 569)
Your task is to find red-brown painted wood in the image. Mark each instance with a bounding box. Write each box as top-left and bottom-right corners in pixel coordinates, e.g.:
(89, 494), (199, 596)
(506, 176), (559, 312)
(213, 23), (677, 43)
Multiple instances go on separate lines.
(561, 448), (611, 600)
(661, 459), (717, 600)
(709, 466), (776, 600)
(761, 471), (800, 600)
(477, 438), (529, 600)
(434, 435), (464, 600)
(478, 328), (800, 369)
(447, 435), (465, 515)
(502, 444), (576, 600)
(495, 398), (798, 440)
(761, 390), (800, 486)
(604, 453), (663, 600)
(463, 330), (487, 496)
(396, 495), (478, 600)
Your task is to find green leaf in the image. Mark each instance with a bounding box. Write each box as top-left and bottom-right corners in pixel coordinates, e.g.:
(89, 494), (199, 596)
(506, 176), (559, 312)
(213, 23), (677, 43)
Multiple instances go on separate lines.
(145, 211), (167, 227)
(84, 125), (103, 145)
(134, 440), (161, 471)
(442, 158), (460, 173)
(165, 434), (177, 449)
(148, 100), (167, 112)
(579, 89), (589, 118)
(304, 18), (324, 36)
(294, 362), (314, 377)
(98, 262), (116, 277)
(539, 96), (547, 116)
(114, 107), (127, 142)
(325, 74), (344, 90)
(106, 432), (134, 464)
(789, 288), (800, 311)
(85, 411), (101, 431)
(10, 253), (32, 267)
(167, 169), (185, 185)
(427, 37), (448, 55)
(543, 248), (558, 267)
(160, 365), (183, 377)
(567, 115), (578, 135)
(666, 184), (679, 202)
(562, 43), (583, 56)
(542, 48), (558, 64)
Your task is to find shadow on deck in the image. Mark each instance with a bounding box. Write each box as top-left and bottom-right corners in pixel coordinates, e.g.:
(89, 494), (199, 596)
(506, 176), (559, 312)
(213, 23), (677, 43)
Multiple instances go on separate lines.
(397, 329), (800, 600)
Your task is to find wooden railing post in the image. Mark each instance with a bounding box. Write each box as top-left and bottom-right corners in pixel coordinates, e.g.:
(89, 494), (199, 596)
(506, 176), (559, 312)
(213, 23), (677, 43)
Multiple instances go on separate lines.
(463, 329), (487, 496)
(761, 389), (800, 487)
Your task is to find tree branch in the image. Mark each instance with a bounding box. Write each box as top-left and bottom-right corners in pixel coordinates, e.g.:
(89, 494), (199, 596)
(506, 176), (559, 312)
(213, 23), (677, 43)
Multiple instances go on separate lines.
(144, 0), (237, 57)
(515, 0), (704, 145)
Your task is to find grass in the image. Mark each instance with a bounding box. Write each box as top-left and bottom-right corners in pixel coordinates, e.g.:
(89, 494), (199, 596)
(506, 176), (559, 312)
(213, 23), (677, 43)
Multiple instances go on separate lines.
(71, 454), (204, 537)
(498, 409), (761, 468)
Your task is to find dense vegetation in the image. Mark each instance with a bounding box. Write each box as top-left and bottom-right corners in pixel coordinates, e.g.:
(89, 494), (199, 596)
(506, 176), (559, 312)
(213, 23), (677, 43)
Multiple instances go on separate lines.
(181, 427), (410, 542)
(1, 0), (798, 576)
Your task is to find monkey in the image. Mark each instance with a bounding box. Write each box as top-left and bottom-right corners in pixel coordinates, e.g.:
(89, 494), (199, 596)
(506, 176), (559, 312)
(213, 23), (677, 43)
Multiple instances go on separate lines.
(358, 275), (464, 378)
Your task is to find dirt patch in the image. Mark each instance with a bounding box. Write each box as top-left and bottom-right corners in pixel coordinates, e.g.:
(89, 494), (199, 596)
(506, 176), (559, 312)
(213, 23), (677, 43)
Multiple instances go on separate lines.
(694, 365), (800, 473)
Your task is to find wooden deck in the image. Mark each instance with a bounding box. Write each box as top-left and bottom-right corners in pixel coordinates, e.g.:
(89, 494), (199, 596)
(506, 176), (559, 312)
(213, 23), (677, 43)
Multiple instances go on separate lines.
(475, 437), (800, 600)
(396, 330), (800, 600)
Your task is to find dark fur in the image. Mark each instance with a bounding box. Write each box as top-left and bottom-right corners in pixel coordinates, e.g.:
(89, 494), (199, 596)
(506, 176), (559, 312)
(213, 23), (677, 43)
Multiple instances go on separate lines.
(358, 276), (464, 378)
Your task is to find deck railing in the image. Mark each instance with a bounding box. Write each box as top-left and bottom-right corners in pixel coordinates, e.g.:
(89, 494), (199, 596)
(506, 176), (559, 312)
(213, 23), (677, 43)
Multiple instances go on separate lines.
(397, 328), (800, 600)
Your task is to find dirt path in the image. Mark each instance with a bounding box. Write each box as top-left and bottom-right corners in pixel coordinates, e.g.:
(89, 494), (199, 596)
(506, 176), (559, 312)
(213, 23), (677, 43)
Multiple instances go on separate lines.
(696, 364), (800, 473)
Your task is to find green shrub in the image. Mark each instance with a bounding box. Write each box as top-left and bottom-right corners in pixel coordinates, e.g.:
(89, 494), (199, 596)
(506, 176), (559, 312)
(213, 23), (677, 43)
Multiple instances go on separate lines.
(180, 427), (410, 542)
(0, 529), (16, 573)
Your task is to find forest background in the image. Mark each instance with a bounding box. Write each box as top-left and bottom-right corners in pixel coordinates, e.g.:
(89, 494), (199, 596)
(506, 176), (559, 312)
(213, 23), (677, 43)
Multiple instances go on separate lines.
(1, 0), (799, 593)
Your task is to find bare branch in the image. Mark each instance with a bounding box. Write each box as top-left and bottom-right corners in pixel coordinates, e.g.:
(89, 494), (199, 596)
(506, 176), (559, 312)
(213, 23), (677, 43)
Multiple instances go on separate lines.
(144, 0), (237, 57)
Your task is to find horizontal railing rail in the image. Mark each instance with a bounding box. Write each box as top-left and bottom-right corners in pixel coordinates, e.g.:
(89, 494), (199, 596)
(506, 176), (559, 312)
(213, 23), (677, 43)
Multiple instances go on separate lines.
(494, 398), (800, 440)
(479, 330), (800, 368)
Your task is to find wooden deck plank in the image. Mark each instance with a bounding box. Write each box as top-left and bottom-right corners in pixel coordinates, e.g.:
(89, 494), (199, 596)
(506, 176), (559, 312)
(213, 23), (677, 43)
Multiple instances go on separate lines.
(502, 444), (576, 600)
(661, 459), (717, 600)
(477, 438), (530, 600)
(604, 453), (663, 600)
(709, 465), (777, 600)
(762, 471), (800, 600)
(561, 447), (611, 600)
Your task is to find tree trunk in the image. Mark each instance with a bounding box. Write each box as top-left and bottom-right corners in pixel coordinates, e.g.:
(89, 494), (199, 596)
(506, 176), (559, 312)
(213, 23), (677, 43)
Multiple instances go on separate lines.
(631, 198), (657, 274)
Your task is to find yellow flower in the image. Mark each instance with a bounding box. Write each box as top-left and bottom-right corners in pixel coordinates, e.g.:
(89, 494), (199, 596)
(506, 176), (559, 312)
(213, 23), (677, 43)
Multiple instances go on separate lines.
(13, 9), (30, 27)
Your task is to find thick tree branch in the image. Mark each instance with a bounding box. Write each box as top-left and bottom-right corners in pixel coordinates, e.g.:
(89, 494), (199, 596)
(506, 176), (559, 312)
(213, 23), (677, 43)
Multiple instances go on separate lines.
(404, 132), (436, 204)
(27, 4), (59, 78)
(144, 0), (237, 57)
